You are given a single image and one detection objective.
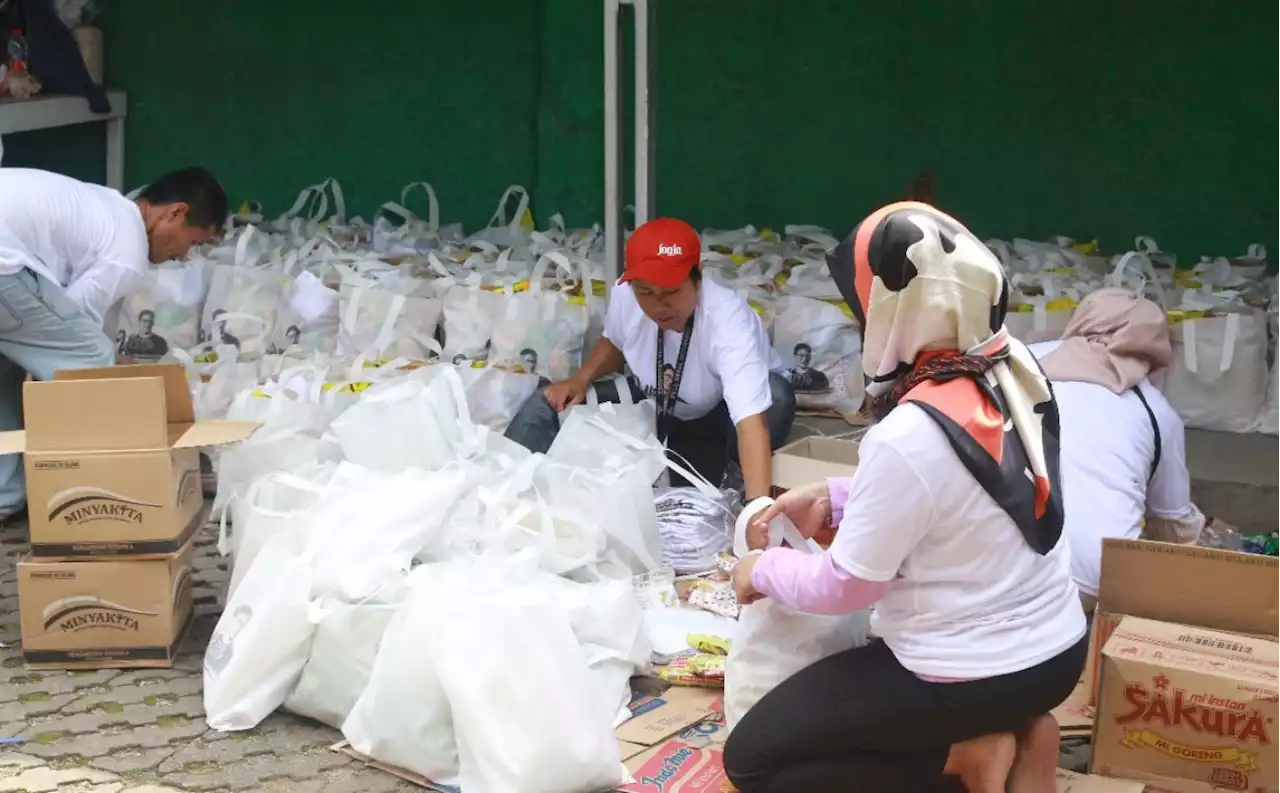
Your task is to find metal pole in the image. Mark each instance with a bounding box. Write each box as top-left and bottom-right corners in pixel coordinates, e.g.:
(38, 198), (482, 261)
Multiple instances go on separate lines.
(603, 0), (624, 286)
(633, 0), (655, 227)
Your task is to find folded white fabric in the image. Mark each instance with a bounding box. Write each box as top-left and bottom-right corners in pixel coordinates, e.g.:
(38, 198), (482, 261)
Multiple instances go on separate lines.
(654, 487), (737, 573)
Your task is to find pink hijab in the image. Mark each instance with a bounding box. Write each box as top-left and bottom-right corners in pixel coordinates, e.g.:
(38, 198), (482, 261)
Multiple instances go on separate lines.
(1040, 288), (1172, 393)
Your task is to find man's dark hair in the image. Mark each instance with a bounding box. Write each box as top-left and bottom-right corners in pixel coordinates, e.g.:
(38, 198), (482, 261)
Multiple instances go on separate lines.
(139, 309), (155, 321)
(688, 267), (702, 283)
(138, 168), (229, 229)
(794, 343), (812, 355)
(520, 348), (537, 358)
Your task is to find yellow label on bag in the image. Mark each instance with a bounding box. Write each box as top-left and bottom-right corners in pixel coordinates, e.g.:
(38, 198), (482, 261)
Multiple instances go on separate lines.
(748, 300), (767, 317)
(252, 389), (272, 399)
(321, 381), (373, 394)
(1071, 239), (1099, 255)
(1174, 271), (1204, 289)
(1014, 297), (1077, 313)
(760, 227), (778, 242)
(1166, 310), (1206, 324)
(237, 200), (254, 215)
(194, 351), (218, 363)
(729, 253), (752, 267)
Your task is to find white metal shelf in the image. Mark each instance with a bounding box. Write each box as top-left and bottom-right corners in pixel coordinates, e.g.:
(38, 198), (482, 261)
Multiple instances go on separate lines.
(0, 89), (127, 189)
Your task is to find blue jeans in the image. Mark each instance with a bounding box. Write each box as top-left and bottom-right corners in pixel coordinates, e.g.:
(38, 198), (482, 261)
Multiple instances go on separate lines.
(504, 371), (798, 486)
(0, 270), (116, 516)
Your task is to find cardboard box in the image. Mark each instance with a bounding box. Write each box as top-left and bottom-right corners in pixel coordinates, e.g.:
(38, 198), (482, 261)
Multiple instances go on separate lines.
(770, 436), (860, 495)
(1057, 769), (1146, 792)
(1088, 539), (1279, 705)
(1092, 616), (1279, 793)
(18, 541), (195, 669)
(0, 364), (257, 558)
(772, 436), (860, 545)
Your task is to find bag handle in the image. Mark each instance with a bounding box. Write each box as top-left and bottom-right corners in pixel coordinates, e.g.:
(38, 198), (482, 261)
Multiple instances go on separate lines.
(485, 185), (530, 233)
(400, 181), (440, 233)
(732, 497), (821, 558)
(1181, 313), (1239, 380)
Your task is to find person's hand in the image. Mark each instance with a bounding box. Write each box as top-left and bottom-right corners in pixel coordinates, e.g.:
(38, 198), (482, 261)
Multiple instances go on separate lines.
(544, 376), (589, 412)
(732, 554), (765, 605)
(746, 480), (832, 551)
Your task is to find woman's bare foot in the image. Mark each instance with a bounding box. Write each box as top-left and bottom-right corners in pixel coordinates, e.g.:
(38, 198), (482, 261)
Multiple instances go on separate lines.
(1008, 714), (1060, 793)
(943, 732), (1016, 793)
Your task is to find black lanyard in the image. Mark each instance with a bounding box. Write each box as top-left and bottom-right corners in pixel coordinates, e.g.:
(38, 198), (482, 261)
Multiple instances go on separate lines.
(655, 314), (694, 444)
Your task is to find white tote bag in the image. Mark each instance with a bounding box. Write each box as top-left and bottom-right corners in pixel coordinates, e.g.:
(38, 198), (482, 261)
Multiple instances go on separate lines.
(202, 267), (281, 356)
(285, 596), (402, 730)
(488, 253), (592, 381)
(223, 469), (332, 599)
(116, 258), (212, 359)
(329, 367), (486, 472)
(772, 296), (864, 414)
(1164, 311), (1268, 433)
(1259, 298), (1279, 435)
(430, 564), (625, 793)
(271, 269), (340, 354)
(466, 184), (534, 249)
(203, 533), (319, 732)
(454, 365), (540, 431)
(337, 281), (443, 361)
(724, 509), (872, 730)
(441, 279), (509, 364)
(342, 566), (459, 785)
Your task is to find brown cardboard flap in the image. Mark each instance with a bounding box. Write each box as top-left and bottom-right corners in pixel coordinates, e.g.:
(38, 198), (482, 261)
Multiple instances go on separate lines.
(1098, 539), (1278, 639)
(0, 430), (26, 456)
(23, 377), (170, 451)
(55, 364), (194, 424)
(773, 436), (860, 491)
(1103, 615), (1279, 678)
(171, 421), (260, 449)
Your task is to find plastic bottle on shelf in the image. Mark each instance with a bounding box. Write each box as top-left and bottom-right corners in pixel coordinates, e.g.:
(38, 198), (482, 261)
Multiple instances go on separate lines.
(6, 29), (27, 73)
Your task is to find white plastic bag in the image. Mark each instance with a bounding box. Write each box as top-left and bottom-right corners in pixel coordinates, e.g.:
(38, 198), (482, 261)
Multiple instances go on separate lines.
(724, 506), (871, 729)
(772, 296), (864, 414)
(431, 562), (625, 793)
(203, 533), (319, 731)
(342, 566), (459, 785)
(330, 367), (485, 472)
(1259, 296), (1278, 435)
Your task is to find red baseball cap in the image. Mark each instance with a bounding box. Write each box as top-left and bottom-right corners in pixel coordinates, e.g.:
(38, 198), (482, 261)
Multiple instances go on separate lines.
(621, 217), (701, 289)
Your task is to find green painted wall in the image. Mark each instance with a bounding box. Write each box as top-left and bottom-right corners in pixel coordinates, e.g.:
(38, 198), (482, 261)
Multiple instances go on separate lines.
(12, 0), (1276, 259)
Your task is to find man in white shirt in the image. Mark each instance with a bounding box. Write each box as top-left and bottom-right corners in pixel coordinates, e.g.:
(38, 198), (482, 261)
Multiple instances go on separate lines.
(0, 167), (228, 520)
(504, 217), (795, 501)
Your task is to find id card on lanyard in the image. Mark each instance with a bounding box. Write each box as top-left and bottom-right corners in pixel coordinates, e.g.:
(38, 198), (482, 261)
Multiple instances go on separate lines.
(655, 314), (695, 445)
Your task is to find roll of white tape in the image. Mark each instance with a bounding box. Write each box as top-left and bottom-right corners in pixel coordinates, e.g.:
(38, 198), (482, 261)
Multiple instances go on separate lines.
(733, 497), (776, 557)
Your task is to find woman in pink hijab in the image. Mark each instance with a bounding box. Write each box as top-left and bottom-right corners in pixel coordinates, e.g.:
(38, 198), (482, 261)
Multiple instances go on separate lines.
(1031, 288), (1206, 610)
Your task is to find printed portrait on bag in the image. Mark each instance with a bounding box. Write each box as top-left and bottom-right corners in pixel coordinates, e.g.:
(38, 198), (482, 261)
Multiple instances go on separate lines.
(786, 342), (833, 394)
(123, 309), (171, 360)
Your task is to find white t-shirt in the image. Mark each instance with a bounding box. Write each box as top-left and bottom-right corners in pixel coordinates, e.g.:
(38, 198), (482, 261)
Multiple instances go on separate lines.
(603, 279), (782, 424)
(830, 403), (1087, 679)
(0, 168), (149, 325)
(1028, 340), (1195, 597)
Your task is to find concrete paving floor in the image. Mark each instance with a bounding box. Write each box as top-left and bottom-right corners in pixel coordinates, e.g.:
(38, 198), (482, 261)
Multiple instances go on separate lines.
(0, 422), (1273, 792)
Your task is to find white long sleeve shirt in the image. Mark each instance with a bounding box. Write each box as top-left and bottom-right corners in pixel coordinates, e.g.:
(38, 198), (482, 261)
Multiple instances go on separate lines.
(0, 168), (149, 325)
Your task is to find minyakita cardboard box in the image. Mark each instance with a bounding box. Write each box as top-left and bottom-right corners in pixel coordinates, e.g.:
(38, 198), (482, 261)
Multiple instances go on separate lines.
(1093, 616), (1279, 793)
(18, 542), (195, 669)
(0, 364), (257, 558)
(1086, 539), (1278, 706)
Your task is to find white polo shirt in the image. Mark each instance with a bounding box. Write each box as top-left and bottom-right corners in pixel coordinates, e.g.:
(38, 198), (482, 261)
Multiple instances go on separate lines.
(1028, 340), (1195, 597)
(830, 403), (1087, 678)
(603, 278), (782, 424)
(0, 168), (148, 325)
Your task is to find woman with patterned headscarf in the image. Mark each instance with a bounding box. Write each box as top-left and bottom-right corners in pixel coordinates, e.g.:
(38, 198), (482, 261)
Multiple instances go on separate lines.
(725, 203), (1087, 793)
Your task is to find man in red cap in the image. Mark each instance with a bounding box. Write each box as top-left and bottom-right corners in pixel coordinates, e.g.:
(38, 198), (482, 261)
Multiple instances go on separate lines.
(504, 218), (795, 500)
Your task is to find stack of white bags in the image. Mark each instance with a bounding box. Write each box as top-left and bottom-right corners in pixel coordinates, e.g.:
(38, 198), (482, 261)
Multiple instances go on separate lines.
(984, 235), (1276, 435)
(204, 367), (672, 792)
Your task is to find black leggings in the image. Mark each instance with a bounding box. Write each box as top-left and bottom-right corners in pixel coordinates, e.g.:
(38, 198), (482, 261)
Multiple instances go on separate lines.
(724, 636), (1087, 793)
